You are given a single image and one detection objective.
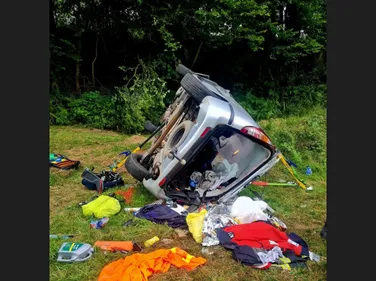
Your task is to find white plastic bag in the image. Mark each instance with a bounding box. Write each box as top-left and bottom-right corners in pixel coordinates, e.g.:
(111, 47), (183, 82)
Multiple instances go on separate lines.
(230, 196), (268, 224)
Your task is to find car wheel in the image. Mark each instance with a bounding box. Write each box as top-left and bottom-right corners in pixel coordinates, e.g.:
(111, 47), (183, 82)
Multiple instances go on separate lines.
(180, 73), (222, 103)
(164, 120), (194, 155)
(145, 120), (158, 133)
(176, 64), (194, 76)
(124, 153), (149, 182)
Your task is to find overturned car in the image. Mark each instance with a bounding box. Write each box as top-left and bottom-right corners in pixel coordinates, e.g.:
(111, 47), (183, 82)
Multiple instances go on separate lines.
(125, 64), (280, 207)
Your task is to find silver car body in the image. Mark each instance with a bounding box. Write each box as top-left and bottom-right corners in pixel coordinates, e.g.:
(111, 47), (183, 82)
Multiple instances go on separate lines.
(143, 86), (280, 202)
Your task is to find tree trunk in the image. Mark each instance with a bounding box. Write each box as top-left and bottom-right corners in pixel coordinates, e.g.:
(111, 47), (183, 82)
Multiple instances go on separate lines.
(91, 32), (99, 88)
(75, 32), (82, 92)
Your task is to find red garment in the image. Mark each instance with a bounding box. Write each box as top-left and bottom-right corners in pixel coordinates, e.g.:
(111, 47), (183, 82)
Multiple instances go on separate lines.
(223, 221), (302, 256)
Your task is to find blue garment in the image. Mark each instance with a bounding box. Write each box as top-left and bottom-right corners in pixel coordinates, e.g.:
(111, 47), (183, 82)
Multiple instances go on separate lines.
(135, 204), (188, 229)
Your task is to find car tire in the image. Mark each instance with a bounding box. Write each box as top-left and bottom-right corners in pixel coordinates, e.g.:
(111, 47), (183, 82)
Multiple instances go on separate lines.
(176, 64), (194, 76)
(180, 73), (220, 103)
(124, 153), (149, 182)
(164, 120), (194, 155)
(145, 120), (158, 133)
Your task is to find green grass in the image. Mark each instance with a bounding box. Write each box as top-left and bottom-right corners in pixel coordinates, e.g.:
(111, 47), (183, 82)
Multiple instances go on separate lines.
(49, 107), (326, 281)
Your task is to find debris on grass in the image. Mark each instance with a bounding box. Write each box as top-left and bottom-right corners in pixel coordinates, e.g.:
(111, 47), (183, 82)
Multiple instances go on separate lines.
(90, 217), (109, 229)
(174, 228), (188, 238)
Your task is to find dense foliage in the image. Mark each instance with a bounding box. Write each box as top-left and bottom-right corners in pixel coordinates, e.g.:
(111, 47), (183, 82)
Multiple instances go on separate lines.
(50, 0), (326, 131)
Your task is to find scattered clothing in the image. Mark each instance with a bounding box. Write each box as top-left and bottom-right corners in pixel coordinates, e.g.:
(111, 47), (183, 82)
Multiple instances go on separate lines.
(50, 153), (80, 170)
(211, 158), (238, 189)
(193, 158), (239, 191)
(217, 221), (310, 270)
(219, 221), (307, 256)
(271, 261), (307, 270)
(275, 250), (309, 269)
(200, 171), (218, 190)
(227, 244), (271, 269)
(135, 203), (188, 229)
(190, 171), (203, 188)
(168, 203), (189, 216)
(98, 247), (206, 281)
(257, 246), (284, 264)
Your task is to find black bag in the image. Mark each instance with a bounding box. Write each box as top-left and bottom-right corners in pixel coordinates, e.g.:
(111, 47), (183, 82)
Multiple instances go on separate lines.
(81, 169), (124, 193)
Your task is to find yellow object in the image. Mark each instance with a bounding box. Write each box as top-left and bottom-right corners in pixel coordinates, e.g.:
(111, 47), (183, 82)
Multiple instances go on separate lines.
(170, 247), (193, 263)
(183, 254), (194, 263)
(111, 147), (141, 172)
(82, 195), (121, 218)
(186, 209), (207, 243)
(278, 154), (307, 190)
(144, 236), (160, 247)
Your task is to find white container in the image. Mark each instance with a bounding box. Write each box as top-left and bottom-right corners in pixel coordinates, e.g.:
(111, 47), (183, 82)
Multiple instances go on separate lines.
(57, 242), (94, 262)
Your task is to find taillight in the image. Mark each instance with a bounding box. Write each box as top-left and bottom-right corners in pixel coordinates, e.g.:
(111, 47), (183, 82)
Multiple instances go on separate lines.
(240, 126), (274, 148)
(200, 127), (211, 138)
(158, 177), (166, 187)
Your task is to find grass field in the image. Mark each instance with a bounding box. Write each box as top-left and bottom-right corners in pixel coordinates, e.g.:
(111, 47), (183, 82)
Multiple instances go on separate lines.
(49, 107), (327, 281)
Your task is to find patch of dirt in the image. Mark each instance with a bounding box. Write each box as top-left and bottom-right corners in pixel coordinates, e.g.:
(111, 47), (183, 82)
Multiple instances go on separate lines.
(60, 137), (147, 169)
(127, 135), (147, 144)
(69, 127), (122, 136)
(62, 147), (123, 168)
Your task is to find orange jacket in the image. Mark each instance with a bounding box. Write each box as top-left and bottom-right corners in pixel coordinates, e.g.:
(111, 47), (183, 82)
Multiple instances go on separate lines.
(98, 247), (206, 281)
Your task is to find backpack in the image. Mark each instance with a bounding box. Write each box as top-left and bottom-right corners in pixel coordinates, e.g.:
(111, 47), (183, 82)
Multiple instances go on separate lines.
(81, 168), (124, 193)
